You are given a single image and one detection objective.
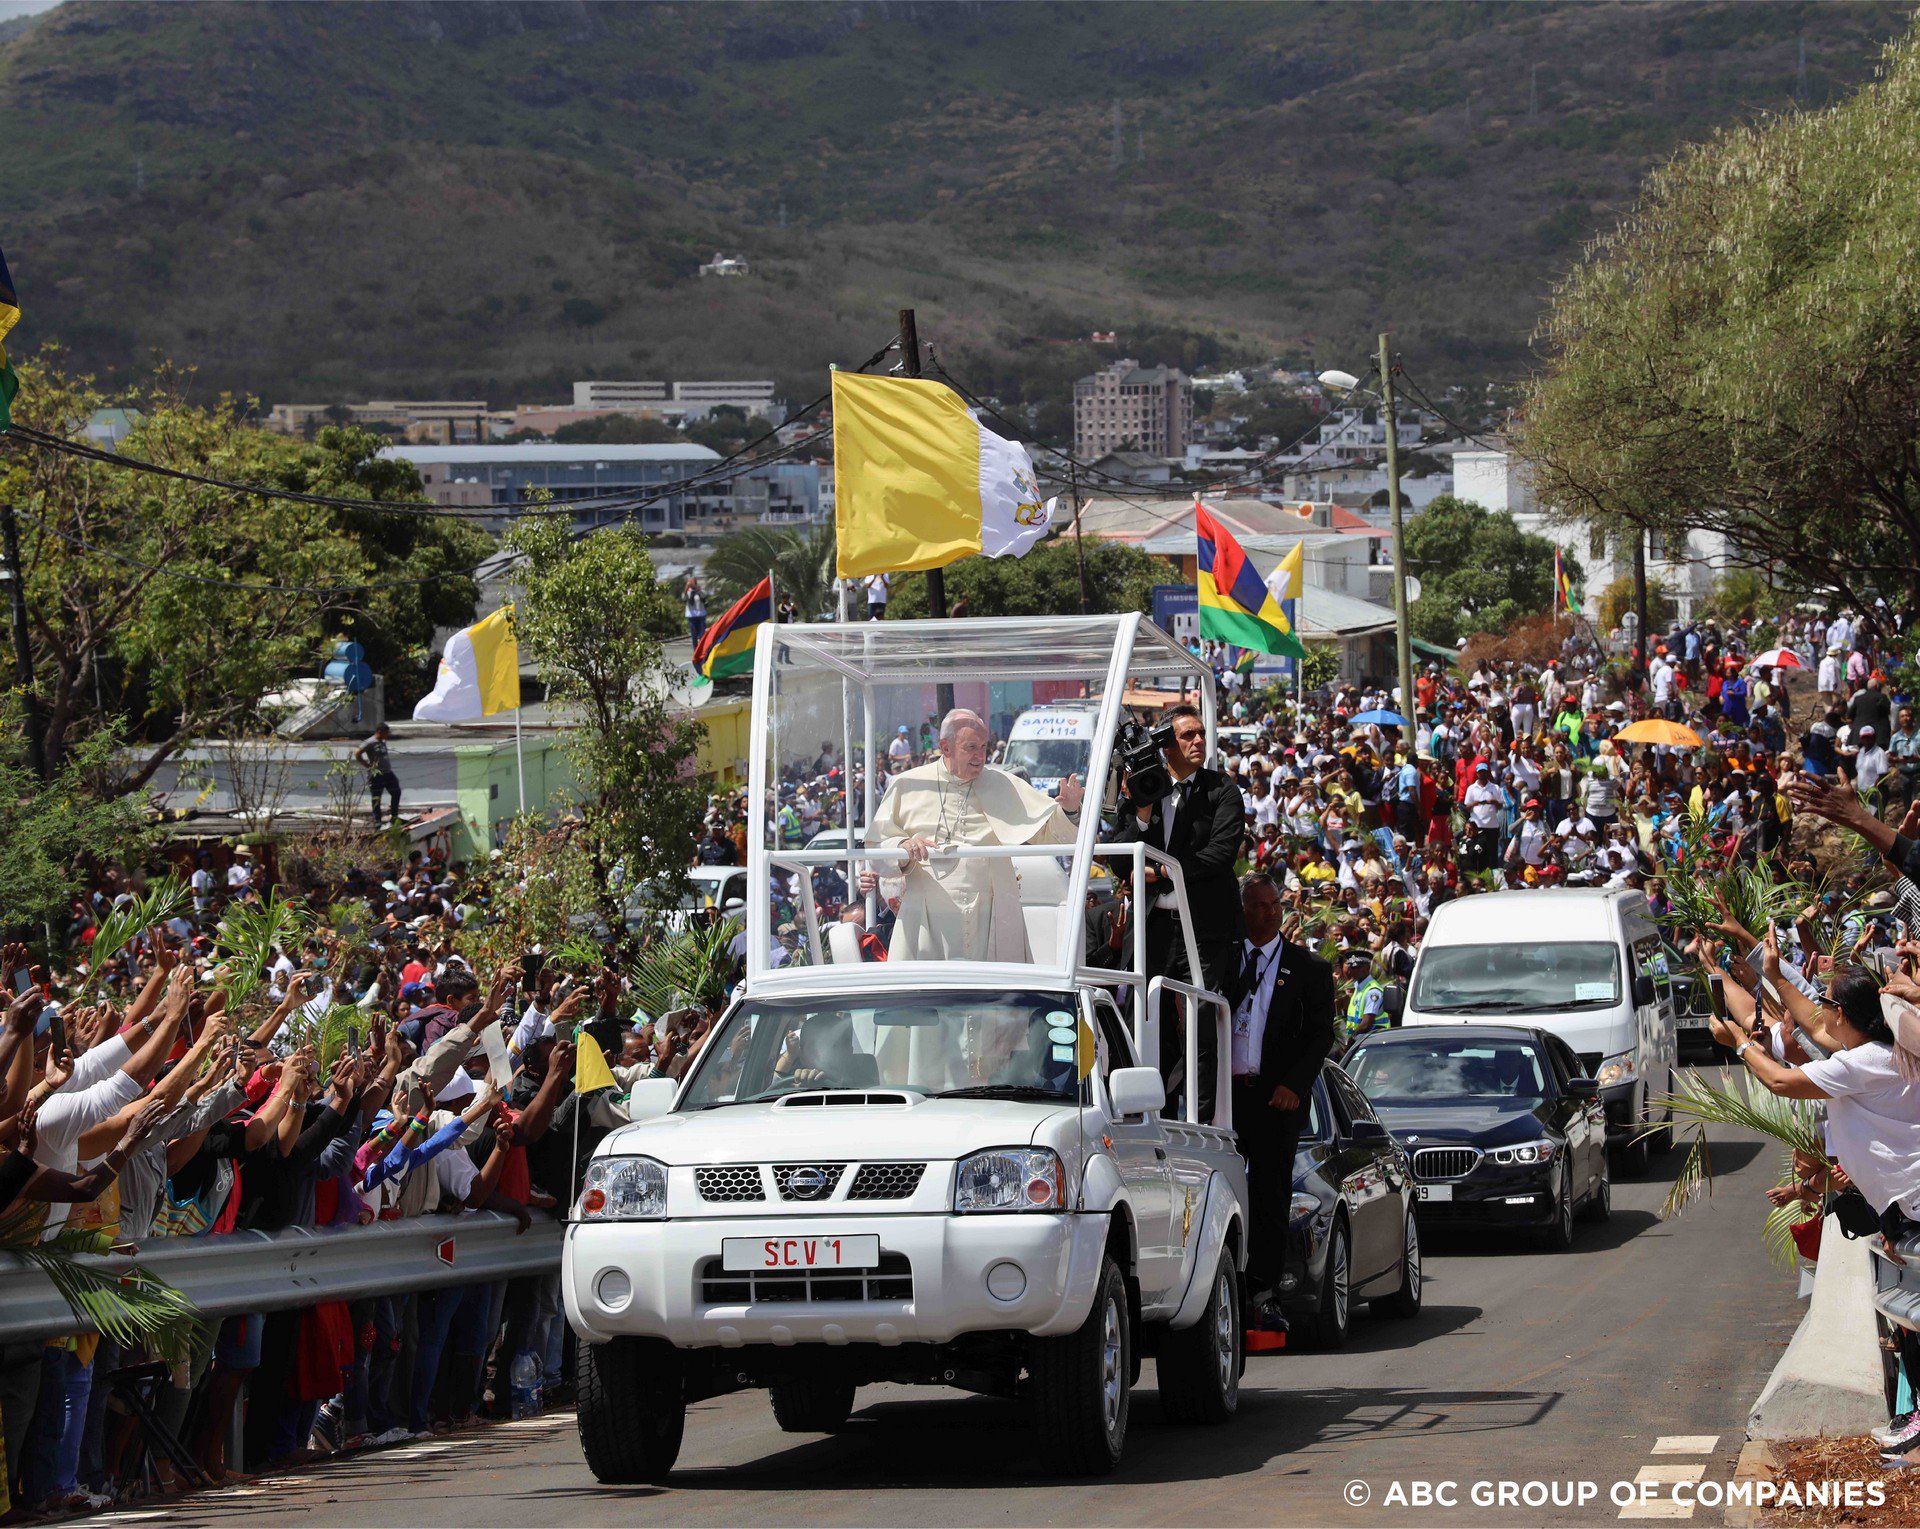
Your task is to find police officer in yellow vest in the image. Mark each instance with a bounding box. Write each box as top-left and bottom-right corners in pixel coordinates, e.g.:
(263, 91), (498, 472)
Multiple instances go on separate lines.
(1341, 949), (1386, 1042)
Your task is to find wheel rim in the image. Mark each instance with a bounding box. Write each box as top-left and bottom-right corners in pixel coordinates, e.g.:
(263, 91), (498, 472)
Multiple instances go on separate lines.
(1212, 1271), (1235, 1392)
(1404, 1215), (1421, 1299)
(1598, 1156), (1610, 1211)
(1331, 1233), (1349, 1330)
(1100, 1292), (1124, 1437)
(1560, 1165), (1574, 1239)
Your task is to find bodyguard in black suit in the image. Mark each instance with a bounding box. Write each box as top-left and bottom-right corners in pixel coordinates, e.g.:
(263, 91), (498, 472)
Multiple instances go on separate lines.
(1108, 704), (1247, 1119)
(1228, 871), (1339, 1323)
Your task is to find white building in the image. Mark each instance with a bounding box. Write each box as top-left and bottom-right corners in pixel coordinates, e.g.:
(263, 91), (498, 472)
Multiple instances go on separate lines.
(1452, 450), (1735, 621)
(571, 379), (779, 418)
(698, 253), (750, 277)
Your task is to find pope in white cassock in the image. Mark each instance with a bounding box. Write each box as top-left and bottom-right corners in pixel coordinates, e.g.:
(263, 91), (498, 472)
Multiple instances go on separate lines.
(868, 709), (1084, 962)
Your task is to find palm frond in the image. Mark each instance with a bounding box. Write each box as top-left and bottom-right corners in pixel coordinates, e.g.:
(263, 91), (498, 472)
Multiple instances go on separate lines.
(79, 876), (188, 997)
(214, 890), (312, 1014)
(1, 1224), (205, 1360)
(627, 917), (741, 1017)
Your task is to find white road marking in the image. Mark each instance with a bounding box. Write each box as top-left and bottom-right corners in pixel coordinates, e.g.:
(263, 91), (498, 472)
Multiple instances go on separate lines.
(1652, 1434), (1719, 1455)
(1636, 1464), (1708, 1484)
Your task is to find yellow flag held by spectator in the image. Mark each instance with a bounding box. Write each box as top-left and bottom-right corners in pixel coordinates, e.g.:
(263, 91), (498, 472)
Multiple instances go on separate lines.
(574, 1030), (618, 1094)
(832, 371), (1053, 579)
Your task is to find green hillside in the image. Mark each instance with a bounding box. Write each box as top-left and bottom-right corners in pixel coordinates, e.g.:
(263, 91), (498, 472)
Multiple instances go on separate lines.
(0, 0), (1905, 415)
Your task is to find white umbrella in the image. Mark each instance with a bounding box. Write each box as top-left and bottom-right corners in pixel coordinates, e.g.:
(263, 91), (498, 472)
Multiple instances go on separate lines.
(1750, 647), (1802, 670)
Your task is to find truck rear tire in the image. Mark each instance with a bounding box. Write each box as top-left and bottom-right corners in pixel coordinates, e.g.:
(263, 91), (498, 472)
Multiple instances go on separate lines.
(769, 1376), (857, 1433)
(1029, 1255), (1131, 1474)
(577, 1337), (685, 1484)
(1157, 1251), (1240, 1424)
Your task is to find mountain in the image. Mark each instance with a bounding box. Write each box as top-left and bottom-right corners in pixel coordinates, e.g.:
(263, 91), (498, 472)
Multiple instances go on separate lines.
(0, 0), (1906, 420)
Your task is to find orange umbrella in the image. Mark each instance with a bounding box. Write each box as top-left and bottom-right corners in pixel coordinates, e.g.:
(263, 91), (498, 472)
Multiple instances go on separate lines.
(1613, 719), (1703, 748)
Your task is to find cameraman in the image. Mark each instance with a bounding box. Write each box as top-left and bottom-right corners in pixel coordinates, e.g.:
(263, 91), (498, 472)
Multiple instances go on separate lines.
(1110, 703), (1246, 1120)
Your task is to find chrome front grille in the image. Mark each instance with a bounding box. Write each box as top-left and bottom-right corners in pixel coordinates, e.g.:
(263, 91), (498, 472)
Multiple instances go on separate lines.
(1412, 1147), (1481, 1181)
(698, 1252), (913, 1305)
(694, 1165), (764, 1203)
(772, 1164), (847, 1201)
(847, 1162), (926, 1201)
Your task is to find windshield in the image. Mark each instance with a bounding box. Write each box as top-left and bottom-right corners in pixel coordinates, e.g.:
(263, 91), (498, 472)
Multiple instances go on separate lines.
(1410, 942), (1620, 1015)
(678, 990), (1084, 1108)
(1347, 1039), (1550, 1104)
(1003, 738), (1091, 781)
(677, 875), (738, 911)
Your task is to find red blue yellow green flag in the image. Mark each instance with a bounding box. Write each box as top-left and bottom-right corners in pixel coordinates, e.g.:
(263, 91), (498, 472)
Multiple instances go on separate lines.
(1195, 503), (1306, 660)
(0, 244), (19, 432)
(693, 575), (772, 682)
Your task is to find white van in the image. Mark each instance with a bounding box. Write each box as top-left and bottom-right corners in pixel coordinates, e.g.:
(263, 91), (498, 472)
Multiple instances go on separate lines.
(1401, 888), (1676, 1171)
(1003, 701), (1100, 797)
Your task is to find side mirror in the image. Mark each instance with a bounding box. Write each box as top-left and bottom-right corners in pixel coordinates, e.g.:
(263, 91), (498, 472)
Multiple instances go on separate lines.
(721, 896), (746, 911)
(625, 1078), (678, 1120)
(1347, 1118), (1391, 1146)
(1109, 1066), (1166, 1119)
(1567, 1077), (1600, 1100)
(1633, 974), (1657, 1007)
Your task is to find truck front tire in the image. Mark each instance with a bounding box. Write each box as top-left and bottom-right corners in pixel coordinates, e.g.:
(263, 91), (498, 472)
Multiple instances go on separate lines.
(1029, 1255), (1131, 1474)
(1157, 1251), (1241, 1424)
(577, 1337), (685, 1484)
(769, 1376), (857, 1433)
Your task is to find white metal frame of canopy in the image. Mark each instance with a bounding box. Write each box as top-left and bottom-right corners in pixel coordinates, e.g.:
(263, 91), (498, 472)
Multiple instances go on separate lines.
(741, 613), (1217, 993)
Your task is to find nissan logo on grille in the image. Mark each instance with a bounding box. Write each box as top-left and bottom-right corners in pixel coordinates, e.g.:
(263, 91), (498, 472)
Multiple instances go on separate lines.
(785, 1166), (830, 1200)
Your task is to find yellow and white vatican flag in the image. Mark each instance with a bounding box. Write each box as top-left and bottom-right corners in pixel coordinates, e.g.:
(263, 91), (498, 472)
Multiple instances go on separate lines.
(413, 606), (520, 722)
(833, 371), (1054, 578)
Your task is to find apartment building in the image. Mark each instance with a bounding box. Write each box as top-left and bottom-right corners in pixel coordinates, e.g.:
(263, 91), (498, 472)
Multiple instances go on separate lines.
(1072, 359), (1192, 458)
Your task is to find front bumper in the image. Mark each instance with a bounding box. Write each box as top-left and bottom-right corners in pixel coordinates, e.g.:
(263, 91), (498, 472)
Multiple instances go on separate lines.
(565, 1211), (1110, 1348)
(1413, 1165), (1558, 1227)
(1601, 1082), (1639, 1138)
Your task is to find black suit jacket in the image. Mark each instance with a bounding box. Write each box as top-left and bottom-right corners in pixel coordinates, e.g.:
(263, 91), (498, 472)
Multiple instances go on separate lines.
(1228, 938), (1338, 1111)
(1110, 766), (1246, 943)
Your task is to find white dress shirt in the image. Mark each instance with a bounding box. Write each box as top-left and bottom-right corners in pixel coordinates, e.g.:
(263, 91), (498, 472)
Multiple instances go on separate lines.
(1231, 934), (1285, 1077)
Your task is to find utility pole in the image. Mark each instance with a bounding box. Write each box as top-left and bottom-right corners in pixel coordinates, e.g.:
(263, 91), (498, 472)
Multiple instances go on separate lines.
(1377, 335), (1415, 731)
(1069, 458), (1091, 614)
(0, 503), (48, 779)
(1631, 527), (1650, 690)
(898, 307), (954, 713)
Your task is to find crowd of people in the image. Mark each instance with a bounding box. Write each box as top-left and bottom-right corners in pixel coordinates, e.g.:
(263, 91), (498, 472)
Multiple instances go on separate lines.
(0, 596), (1915, 1514)
(0, 847), (699, 1519)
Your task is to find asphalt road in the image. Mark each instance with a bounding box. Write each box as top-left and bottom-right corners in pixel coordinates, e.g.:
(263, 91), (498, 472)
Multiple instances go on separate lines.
(117, 1085), (1802, 1529)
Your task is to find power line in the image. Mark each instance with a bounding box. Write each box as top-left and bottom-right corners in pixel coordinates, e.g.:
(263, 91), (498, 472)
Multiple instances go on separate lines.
(1393, 370), (1508, 454)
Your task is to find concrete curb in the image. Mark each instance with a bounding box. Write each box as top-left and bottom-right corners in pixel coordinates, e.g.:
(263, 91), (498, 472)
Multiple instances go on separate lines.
(1725, 1440), (1776, 1529)
(1747, 1214), (1887, 1442)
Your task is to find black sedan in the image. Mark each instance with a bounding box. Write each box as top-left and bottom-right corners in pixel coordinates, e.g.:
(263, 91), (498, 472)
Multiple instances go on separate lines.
(1341, 1024), (1610, 1250)
(1278, 1063), (1421, 1347)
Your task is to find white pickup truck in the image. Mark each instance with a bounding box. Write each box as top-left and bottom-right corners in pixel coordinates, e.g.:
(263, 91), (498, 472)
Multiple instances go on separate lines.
(563, 613), (1252, 1480)
(565, 972), (1246, 1478)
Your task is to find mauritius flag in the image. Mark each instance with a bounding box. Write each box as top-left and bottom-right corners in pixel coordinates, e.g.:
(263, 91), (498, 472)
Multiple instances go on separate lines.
(0, 244), (18, 432)
(1195, 503), (1306, 660)
(1554, 548), (1577, 615)
(693, 575), (772, 681)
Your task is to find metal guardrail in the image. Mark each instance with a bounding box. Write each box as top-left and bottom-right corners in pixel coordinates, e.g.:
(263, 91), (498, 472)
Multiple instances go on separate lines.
(0, 1212), (562, 1345)
(1869, 1229), (1920, 1334)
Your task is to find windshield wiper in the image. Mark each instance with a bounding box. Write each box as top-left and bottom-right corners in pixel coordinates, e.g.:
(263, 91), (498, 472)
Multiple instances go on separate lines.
(933, 1084), (1070, 1102)
(696, 1088), (797, 1110)
(1418, 1000), (1534, 1013)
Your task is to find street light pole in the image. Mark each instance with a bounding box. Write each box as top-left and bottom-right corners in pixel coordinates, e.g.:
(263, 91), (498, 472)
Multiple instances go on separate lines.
(1377, 334), (1415, 726)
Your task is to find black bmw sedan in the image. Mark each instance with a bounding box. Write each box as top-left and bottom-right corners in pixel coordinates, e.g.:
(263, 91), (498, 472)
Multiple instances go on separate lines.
(1341, 1024), (1610, 1250)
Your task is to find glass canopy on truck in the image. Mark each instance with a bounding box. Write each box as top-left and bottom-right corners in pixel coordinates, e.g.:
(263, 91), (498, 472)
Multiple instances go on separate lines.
(741, 614), (1215, 990)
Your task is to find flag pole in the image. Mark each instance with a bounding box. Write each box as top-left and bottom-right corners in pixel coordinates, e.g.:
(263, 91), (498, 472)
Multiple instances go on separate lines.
(514, 704), (526, 816)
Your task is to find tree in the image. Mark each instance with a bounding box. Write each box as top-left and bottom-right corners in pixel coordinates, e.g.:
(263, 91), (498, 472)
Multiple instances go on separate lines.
(1522, 25), (1920, 618)
(1596, 575), (1677, 634)
(553, 414), (683, 445)
(886, 537), (1175, 620)
(0, 703), (155, 933)
(1401, 495), (1574, 648)
(504, 519), (704, 929)
(704, 524), (838, 617)
(0, 354), (487, 795)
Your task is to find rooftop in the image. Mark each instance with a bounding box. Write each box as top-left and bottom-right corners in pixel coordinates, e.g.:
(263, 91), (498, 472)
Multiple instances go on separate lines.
(380, 444), (723, 466)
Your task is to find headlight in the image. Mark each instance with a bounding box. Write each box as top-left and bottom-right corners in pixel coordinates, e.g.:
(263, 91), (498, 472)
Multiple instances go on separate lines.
(1289, 1192), (1320, 1223)
(578, 1156), (668, 1221)
(1487, 1140), (1558, 1166)
(1595, 1053), (1637, 1087)
(954, 1148), (1065, 1212)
